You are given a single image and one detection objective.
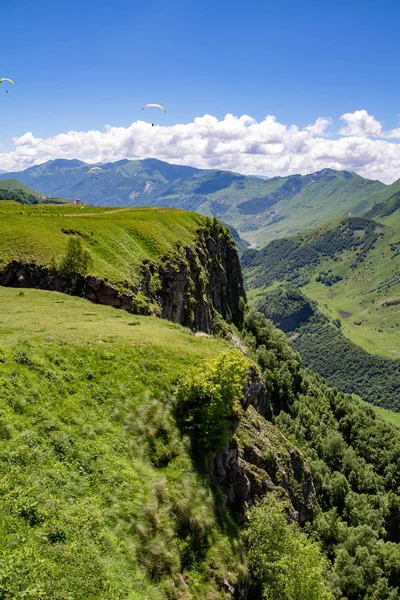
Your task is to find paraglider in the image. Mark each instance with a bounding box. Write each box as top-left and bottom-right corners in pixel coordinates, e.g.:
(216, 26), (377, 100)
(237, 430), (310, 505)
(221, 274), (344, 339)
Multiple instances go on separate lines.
(142, 104), (166, 127)
(0, 78), (14, 93)
(142, 104), (166, 113)
(86, 167), (102, 182)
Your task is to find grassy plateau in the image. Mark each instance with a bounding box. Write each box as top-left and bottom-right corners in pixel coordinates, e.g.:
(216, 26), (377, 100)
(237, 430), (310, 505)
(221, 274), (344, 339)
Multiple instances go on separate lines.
(0, 202), (206, 285)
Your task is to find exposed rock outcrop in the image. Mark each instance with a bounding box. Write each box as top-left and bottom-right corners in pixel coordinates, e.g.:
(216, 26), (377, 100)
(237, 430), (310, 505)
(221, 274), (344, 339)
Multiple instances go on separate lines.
(140, 225), (246, 331)
(0, 222), (246, 333)
(215, 407), (316, 525)
(214, 370), (316, 526)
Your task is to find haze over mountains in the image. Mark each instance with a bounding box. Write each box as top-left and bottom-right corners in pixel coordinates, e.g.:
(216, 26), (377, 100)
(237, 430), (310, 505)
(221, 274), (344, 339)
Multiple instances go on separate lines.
(2, 158), (400, 247)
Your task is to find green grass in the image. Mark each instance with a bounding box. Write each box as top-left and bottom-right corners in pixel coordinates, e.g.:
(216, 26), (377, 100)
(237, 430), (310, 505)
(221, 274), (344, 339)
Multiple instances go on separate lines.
(301, 223), (400, 358)
(0, 286), (247, 599)
(0, 286), (229, 360)
(358, 399), (400, 428)
(0, 202), (207, 285)
(0, 178), (44, 197)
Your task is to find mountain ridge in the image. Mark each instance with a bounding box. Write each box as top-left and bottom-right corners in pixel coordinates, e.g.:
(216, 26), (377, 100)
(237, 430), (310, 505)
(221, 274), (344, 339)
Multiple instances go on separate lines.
(1, 158), (397, 247)
(242, 206), (400, 409)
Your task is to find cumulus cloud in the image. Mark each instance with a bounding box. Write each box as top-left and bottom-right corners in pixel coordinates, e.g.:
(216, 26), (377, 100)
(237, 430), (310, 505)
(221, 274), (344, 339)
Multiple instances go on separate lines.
(384, 127), (400, 139)
(305, 117), (333, 137)
(340, 109), (400, 140)
(340, 109), (383, 137)
(1, 110), (400, 183)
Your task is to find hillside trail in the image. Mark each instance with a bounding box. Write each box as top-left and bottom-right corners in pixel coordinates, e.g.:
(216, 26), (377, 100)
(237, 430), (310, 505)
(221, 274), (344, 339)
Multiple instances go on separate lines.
(64, 207), (139, 218)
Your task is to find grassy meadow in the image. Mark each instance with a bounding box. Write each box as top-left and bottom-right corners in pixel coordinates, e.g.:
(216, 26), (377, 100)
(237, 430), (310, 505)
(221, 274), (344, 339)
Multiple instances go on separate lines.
(0, 202), (206, 285)
(302, 221), (400, 358)
(0, 286), (248, 599)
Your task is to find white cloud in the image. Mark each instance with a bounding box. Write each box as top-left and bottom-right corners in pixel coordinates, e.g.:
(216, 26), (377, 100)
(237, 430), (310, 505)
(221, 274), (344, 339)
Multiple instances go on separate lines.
(339, 109), (400, 140)
(1, 110), (400, 183)
(305, 117), (333, 137)
(340, 109), (383, 137)
(384, 127), (400, 139)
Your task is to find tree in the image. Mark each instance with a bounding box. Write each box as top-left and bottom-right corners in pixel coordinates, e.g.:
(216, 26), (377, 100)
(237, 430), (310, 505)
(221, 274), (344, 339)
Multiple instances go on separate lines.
(246, 495), (333, 600)
(175, 350), (249, 453)
(58, 236), (93, 278)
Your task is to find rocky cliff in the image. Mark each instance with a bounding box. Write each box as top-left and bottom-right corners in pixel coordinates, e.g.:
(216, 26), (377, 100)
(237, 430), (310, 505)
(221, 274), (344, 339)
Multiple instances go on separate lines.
(214, 368), (316, 527)
(218, 407), (316, 525)
(0, 220), (245, 333)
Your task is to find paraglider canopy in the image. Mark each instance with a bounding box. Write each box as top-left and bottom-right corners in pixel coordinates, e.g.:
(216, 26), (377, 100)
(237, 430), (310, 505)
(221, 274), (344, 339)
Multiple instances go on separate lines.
(142, 103), (166, 113)
(0, 78), (14, 85)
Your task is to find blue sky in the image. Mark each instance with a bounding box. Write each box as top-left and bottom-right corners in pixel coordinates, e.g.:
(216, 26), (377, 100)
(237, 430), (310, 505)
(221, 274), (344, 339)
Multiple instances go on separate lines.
(1, 0), (400, 181)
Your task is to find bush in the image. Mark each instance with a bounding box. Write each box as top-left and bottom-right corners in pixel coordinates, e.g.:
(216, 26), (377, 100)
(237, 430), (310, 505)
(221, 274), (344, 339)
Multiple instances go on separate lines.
(175, 350), (249, 453)
(148, 272), (162, 296)
(58, 236), (93, 277)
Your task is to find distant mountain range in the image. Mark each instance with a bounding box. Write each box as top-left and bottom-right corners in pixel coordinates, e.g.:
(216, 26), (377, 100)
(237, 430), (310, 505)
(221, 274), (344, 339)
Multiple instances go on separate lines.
(2, 157), (400, 246)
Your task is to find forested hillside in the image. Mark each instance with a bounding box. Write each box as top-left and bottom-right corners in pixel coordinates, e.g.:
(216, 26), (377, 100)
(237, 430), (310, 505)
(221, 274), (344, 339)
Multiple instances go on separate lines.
(243, 211), (400, 410)
(253, 286), (400, 410)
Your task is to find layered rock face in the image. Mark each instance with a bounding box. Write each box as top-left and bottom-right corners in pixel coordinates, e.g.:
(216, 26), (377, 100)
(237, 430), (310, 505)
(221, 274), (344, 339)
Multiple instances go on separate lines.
(215, 369), (316, 526)
(0, 222), (245, 332)
(140, 225), (246, 331)
(213, 369), (316, 599)
(215, 408), (316, 525)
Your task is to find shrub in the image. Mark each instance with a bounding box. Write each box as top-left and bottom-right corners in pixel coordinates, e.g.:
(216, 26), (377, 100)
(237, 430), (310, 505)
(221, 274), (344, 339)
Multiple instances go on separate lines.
(148, 272), (162, 296)
(175, 350), (249, 453)
(58, 236), (93, 277)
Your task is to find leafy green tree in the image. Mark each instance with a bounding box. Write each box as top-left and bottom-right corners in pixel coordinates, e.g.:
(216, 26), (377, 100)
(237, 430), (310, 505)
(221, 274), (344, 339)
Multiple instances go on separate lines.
(246, 496), (333, 600)
(58, 236), (93, 277)
(244, 309), (400, 598)
(325, 471), (349, 511)
(175, 350), (249, 453)
(364, 578), (399, 600)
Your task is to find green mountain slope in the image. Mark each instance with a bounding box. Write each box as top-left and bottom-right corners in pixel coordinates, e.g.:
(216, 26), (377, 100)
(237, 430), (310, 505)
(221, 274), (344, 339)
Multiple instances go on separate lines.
(353, 178), (400, 215)
(0, 178), (43, 197)
(0, 202), (247, 333)
(0, 202), (206, 284)
(222, 168), (384, 246)
(242, 211), (400, 409)
(1, 196), (400, 598)
(1, 159), (395, 247)
(243, 215), (400, 357)
(0, 287), (245, 598)
(0, 178), (69, 205)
